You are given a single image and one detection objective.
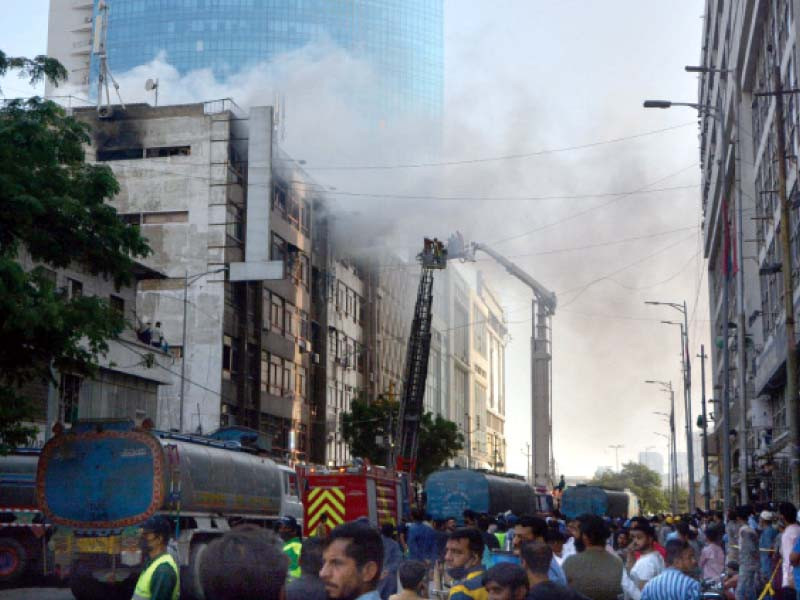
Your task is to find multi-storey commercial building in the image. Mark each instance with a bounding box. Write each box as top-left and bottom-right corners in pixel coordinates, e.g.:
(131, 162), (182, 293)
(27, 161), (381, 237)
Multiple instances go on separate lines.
(46, 0), (444, 121)
(73, 101), (316, 462)
(698, 0), (799, 503)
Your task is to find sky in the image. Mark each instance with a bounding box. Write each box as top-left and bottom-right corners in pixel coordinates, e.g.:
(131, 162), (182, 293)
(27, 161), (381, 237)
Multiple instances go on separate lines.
(1, 1), (708, 480)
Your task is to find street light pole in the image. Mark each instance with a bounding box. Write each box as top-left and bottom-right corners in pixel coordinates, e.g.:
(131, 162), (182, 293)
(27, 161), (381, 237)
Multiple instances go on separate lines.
(645, 83), (734, 514)
(652, 306), (696, 514)
(609, 444), (624, 472)
(647, 380), (678, 513)
(698, 345), (711, 510)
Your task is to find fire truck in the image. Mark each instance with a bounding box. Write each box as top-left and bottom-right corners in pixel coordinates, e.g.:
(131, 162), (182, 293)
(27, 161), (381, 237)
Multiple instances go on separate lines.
(298, 463), (411, 537)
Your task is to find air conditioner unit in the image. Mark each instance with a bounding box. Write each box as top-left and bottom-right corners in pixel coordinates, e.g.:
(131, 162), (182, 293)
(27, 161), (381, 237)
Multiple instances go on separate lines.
(298, 339), (309, 352)
(312, 353), (321, 364)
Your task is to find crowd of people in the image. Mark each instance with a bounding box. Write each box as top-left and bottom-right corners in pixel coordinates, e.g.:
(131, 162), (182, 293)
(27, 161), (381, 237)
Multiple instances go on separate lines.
(134, 501), (800, 600)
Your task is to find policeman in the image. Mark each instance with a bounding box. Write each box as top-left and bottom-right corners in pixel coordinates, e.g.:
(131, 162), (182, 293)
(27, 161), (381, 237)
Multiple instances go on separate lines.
(278, 516), (303, 580)
(132, 515), (179, 600)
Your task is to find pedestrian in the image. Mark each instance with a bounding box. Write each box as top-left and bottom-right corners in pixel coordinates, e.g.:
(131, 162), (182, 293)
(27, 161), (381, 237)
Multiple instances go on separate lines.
(519, 541), (588, 600)
(131, 515), (179, 600)
(321, 521), (384, 600)
(389, 560), (428, 600)
(699, 524), (725, 582)
(779, 502), (800, 600)
(151, 321), (164, 348)
(727, 508), (742, 566)
(758, 511), (778, 584)
(623, 520), (664, 600)
(478, 514), (500, 551)
(543, 528), (565, 566)
(483, 562), (529, 600)
(511, 515), (566, 586)
(408, 509), (437, 562)
(735, 505), (759, 600)
(287, 536), (327, 600)
(640, 539), (700, 600)
(445, 527), (487, 600)
(379, 523), (404, 600)
(278, 516), (303, 580)
(562, 514), (622, 600)
(561, 519), (580, 561)
(200, 527), (288, 600)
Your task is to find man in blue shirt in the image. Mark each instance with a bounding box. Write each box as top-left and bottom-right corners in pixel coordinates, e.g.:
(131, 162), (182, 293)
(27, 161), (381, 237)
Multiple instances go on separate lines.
(758, 510), (778, 582)
(511, 515), (566, 586)
(641, 539), (700, 600)
(407, 509), (437, 562)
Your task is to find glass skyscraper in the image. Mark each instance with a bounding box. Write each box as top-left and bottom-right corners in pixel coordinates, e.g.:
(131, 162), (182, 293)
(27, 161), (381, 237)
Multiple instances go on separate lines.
(90, 0), (443, 120)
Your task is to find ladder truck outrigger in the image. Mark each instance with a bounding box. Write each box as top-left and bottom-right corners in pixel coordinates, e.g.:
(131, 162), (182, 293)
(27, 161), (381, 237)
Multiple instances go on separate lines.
(448, 233), (557, 491)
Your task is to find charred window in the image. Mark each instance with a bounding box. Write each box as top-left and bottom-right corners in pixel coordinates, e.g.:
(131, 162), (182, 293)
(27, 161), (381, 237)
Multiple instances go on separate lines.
(97, 147), (144, 161)
(145, 145), (191, 158)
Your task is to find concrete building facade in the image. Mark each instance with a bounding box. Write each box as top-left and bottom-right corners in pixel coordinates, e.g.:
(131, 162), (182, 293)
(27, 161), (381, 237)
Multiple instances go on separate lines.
(15, 251), (173, 445)
(698, 0), (799, 504)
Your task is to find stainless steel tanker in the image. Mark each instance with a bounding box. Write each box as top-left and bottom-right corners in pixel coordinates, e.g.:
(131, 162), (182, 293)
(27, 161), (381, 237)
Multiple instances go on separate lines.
(36, 420), (301, 600)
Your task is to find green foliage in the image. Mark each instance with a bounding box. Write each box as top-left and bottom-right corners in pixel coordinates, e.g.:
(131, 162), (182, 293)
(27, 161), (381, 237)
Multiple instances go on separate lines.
(0, 50), (68, 96)
(589, 462), (669, 514)
(0, 54), (150, 450)
(340, 395), (464, 479)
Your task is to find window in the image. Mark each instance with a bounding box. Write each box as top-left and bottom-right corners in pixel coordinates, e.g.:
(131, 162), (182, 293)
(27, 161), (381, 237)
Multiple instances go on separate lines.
(299, 310), (309, 340)
(283, 361), (295, 395)
(284, 303), (295, 339)
(269, 355), (282, 395)
(226, 205), (243, 240)
(109, 294), (124, 316)
(223, 335), (239, 378)
(59, 373), (82, 424)
(296, 366), (307, 397)
(247, 344), (259, 382)
(68, 278), (83, 299)
(97, 147), (144, 161)
(271, 295), (284, 333)
(145, 145), (191, 158)
(273, 185), (288, 215)
(271, 233), (286, 263)
(260, 351), (268, 392)
(142, 211), (190, 225)
(474, 315), (486, 356)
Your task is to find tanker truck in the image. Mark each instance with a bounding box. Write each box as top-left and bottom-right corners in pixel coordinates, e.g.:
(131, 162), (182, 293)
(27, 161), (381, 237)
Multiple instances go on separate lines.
(560, 485), (640, 520)
(0, 449), (56, 584)
(424, 468), (553, 521)
(36, 420), (302, 600)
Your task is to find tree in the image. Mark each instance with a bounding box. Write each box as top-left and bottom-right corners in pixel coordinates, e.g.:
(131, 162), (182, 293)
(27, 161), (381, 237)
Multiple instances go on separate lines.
(340, 395), (464, 479)
(0, 53), (150, 449)
(590, 462), (669, 514)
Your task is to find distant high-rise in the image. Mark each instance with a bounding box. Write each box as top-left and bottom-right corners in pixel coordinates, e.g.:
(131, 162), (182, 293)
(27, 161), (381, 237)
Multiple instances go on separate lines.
(46, 0), (444, 121)
(638, 450), (664, 477)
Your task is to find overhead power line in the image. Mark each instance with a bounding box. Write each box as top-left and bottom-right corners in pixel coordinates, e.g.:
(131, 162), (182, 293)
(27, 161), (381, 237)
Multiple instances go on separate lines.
(275, 122), (696, 171)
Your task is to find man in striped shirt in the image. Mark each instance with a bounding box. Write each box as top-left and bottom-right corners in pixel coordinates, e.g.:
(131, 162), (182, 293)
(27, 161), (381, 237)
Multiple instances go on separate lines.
(641, 539), (700, 600)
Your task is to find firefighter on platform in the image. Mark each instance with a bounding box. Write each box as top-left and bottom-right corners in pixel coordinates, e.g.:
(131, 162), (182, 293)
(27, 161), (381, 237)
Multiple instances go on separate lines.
(279, 516), (303, 579)
(132, 515), (179, 600)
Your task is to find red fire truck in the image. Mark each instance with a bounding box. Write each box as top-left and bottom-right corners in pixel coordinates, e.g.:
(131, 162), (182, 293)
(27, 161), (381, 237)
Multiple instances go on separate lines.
(298, 463), (411, 537)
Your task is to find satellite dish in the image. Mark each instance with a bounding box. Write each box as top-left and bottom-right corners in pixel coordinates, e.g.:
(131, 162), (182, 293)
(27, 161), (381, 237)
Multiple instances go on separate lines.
(145, 78), (158, 91)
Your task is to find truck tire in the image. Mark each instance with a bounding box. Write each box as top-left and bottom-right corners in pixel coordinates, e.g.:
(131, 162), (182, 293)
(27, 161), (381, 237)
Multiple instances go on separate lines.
(186, 541), (208, 600)
(0, 537), (27, 584)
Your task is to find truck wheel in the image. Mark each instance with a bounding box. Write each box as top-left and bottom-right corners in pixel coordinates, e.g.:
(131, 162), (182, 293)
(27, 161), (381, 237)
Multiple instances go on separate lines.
(0, 537), (27, 584)
(186, 541), (208, 600)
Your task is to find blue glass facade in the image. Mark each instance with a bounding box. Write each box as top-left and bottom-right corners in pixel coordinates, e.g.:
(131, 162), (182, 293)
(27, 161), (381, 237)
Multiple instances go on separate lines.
(94, 0), (443, 120)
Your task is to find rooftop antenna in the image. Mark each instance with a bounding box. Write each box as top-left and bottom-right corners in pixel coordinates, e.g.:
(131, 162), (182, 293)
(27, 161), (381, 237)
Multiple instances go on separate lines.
(145, 78), (159, 106)
(93, 1), (125, 117)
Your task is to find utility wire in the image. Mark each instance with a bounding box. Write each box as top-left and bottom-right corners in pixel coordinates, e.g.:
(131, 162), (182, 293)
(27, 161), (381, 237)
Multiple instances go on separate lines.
(274, 122), (696, 171)
(489, 163), (699, 246)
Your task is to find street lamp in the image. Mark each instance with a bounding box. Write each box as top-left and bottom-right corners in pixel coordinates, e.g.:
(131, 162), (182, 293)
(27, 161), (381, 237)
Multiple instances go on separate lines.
(644, 69), (736, 513)
(608, 444), (624, 472)
(646, 300), (695, 514)
(179, 267), (228, 432)
(646, 380), (678, 513)
(653, 432), (677, 514)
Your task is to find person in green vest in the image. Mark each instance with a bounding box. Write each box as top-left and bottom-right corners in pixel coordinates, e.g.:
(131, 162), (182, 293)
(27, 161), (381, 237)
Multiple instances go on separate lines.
(279, 516), (303, 579)
(132, 515), (179, 600)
